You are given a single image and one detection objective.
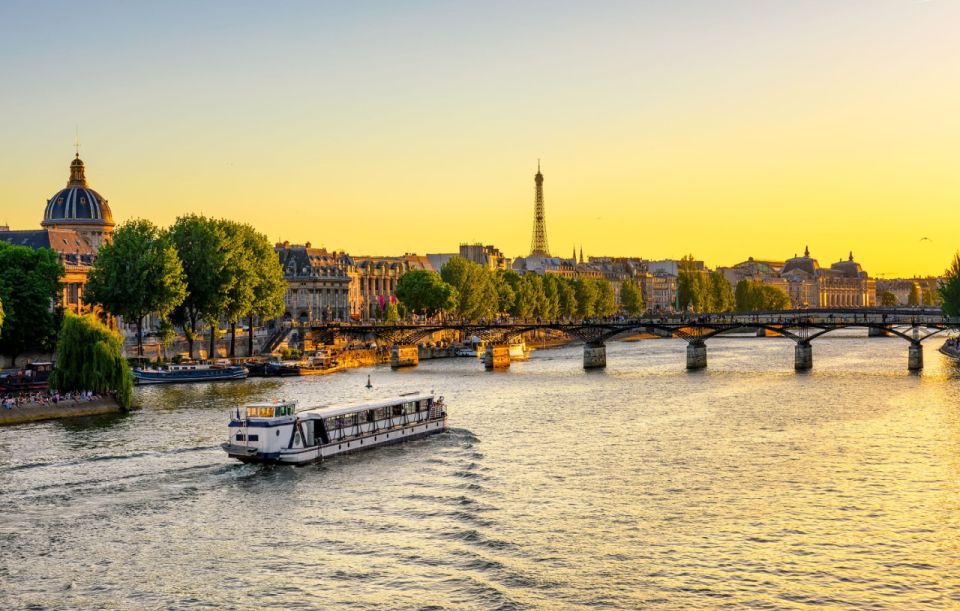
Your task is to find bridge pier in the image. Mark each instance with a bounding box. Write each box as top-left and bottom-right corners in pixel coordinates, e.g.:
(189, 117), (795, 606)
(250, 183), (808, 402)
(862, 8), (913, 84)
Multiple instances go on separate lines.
(583, 342), (607, 370)
(908, 342), (923, 372)
(869, 325), (893, 337)
(390, 345), (419, 369)
(795, 341), (813, 371)
(686, 340), (707, 370)
(484, 344), (511, 370)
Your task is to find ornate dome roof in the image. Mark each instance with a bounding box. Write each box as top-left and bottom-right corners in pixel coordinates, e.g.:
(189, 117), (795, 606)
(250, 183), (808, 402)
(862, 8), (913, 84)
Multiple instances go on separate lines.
(41, 155), (114, 227)
(781, 246), (820, 277)
(830, 252), (865, 278)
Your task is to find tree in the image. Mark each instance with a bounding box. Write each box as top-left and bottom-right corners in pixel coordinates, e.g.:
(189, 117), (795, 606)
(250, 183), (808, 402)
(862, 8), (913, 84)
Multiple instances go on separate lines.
(49, 313), (134, 409)
(620, 278), (644, 315)
(168, 215), (232, 359)
(735, 279), (789, 311)
(396, 270), (457, 317)
(573, 278), (597, 318)
(908, 282), (922, 307)
(677, 255), (709, 312)
(0, 242), (64, 360)
(592, 278), (617, 317)
(246, 230), (287, 356)
(939, 254), (960, 317)
(440, 257), (498, 320)
(879, 291), (898, 307)
(556, 278), (577, 319)
(157, 317), (176, 362)
(85, 219), (187, 358)
(707, 271), (735, 312)
(0, 295), (4, 336)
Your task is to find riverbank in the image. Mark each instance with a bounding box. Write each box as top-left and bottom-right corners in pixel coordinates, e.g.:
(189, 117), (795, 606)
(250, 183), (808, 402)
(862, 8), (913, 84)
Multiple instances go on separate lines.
(0, 396), (122, 426)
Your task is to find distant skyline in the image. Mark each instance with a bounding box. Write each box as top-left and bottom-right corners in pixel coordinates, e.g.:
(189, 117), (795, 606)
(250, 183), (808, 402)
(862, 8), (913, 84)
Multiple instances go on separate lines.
(1, 1), (958, 277)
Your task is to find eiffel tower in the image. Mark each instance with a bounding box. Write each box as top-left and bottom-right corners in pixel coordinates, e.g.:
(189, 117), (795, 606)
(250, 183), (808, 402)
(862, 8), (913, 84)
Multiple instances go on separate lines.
(529, 161), (550, 257)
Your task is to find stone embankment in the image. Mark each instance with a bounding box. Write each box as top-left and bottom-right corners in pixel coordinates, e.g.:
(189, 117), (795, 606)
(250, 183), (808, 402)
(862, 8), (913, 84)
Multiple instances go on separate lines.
(0, 397), (122, 426)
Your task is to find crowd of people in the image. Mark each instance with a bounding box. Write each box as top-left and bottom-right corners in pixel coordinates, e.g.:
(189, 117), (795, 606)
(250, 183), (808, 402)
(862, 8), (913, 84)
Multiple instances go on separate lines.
(2, 390), (104, 410)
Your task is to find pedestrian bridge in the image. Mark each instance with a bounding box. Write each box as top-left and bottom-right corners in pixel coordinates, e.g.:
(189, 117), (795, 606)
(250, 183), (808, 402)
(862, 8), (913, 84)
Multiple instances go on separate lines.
(289, 308), (959, 372)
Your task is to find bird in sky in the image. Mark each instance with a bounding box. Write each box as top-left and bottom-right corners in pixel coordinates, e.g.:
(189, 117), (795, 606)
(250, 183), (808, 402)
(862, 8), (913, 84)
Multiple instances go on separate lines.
(920, 237), (932, 241)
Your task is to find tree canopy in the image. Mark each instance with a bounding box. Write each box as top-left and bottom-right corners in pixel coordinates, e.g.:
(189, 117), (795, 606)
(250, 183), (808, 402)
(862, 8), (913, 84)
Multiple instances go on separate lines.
(735, 279), (791, 311)
(620, 278), (644, 315)
(169, 215), (233, 358)
(85, 219), (187, 357)
(678, 256), (736, 313)
(395, 269), (457, 317)
(879, 291), (898, 307)
(49, 313), (133, 409)
(0, 242), (64, 359)
(939, 254), (960, 317)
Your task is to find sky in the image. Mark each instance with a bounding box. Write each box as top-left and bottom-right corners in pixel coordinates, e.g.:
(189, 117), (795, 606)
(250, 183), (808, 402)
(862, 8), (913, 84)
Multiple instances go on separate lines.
(1, 0), (958, 277)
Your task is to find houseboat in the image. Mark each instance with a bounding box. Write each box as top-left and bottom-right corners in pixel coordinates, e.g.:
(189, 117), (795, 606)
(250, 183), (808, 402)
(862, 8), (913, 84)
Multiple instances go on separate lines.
(221, 392), (447, 464)
(132, 362), (248, 385)
(0, 362), (53, 392)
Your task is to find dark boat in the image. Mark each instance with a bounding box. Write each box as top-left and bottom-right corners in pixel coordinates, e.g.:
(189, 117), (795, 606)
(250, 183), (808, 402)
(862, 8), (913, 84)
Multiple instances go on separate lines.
(0, 362), (53, 392)
(939, 338), (960, 360)
(133, 363), (248, 385)
(265, 361), (302, 377)
(244, 362), (269, 377)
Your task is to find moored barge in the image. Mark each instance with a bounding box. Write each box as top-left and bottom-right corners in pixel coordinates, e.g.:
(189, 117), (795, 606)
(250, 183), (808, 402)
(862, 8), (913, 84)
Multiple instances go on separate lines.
(133, 362), (247, 385)
(222, 392), (447, 464)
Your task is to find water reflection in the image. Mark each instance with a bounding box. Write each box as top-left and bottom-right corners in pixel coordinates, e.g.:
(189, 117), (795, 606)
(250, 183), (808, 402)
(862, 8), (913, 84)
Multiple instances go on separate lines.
(2, 334), (960, 608)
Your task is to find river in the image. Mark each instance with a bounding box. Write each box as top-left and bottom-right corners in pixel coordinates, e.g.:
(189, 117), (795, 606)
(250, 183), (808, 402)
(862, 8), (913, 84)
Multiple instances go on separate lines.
(3, 333), (960, 609)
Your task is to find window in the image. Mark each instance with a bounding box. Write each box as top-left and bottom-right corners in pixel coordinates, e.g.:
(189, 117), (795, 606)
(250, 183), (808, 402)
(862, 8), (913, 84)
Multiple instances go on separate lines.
(236, 433), (245, 441)
(248, 435), (259, 442)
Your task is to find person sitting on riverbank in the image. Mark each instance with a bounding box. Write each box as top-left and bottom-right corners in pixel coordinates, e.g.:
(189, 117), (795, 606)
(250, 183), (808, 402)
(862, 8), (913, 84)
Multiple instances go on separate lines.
(2, 390), (104, 409)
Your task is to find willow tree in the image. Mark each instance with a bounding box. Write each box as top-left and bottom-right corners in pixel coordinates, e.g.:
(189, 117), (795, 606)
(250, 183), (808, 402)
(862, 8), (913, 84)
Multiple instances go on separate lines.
(49, 313), (133, 409)
(85, 219), (187, 357)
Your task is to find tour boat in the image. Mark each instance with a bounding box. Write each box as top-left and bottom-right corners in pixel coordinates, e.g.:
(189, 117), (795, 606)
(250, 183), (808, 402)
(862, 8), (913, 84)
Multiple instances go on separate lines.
(132, 362), (248, 385)
(508, 339), (530, 361)
(221, 392), (447, 464)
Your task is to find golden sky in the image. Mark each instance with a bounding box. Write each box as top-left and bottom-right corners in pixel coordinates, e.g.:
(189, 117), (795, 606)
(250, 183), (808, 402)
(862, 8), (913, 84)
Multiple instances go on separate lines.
(1, 1), (958, 277)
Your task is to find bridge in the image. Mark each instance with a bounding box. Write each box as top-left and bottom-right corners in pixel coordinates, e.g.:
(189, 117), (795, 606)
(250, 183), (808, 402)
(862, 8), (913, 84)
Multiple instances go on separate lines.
(275, 308), (960, 373)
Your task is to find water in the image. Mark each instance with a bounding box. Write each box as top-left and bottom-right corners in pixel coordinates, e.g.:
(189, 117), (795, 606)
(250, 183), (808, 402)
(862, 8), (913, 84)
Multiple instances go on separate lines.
(3, 333), (960, 609)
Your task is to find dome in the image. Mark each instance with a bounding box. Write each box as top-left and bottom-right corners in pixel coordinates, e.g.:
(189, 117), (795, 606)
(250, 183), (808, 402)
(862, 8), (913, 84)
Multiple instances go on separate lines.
(41, 155), (115, 228)
(830, 252), (864, 278)
(781, 246), (820, 277)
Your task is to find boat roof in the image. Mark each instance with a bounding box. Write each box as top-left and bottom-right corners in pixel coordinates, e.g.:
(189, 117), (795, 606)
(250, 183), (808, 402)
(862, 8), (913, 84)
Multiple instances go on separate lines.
(244, 400), (296, 408)
(299, 392), (434, 419)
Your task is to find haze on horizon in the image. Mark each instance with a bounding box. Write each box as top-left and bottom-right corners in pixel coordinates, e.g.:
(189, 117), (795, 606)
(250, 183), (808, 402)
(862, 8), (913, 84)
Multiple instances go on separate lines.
(1, 0), (957, 277)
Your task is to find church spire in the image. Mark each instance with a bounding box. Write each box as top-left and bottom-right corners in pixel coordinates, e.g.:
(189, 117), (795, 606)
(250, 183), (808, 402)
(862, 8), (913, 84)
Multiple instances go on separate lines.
(804, 245), (810, 257)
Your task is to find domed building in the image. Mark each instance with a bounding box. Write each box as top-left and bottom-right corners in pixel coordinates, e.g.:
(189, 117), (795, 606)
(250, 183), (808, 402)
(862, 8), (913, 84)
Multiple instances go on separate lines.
(41, 154), (115, 249)
(779, 247), (875, 308)
(0, 153), (117, 315)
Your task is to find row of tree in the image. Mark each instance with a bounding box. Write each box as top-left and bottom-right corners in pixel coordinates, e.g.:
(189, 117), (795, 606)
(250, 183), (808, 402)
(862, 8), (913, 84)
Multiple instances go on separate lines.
(86, 216), (287, 358)
(395, 257), (631, 321)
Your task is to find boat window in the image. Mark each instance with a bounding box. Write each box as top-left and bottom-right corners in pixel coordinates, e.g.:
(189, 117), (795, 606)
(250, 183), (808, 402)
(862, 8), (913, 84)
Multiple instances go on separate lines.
(373, 408), (386, 420)
(259, 407), (274, 418)
(246, 407), (258, 418)
(392, 405), (403, 416)
(236, 433), (245, 441)
(248, 434), (259, 442)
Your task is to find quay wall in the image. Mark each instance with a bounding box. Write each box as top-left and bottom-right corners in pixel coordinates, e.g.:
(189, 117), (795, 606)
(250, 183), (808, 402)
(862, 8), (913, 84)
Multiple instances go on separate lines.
(0, 397), (122, 427)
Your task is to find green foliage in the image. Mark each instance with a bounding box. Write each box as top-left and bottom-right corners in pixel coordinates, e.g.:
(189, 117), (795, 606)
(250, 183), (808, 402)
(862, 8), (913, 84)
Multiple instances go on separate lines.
(879, 291), (898, 307)
(85, 219), (187, 357)
(592, 278), (617, 317)
(0, 242), (65, 358)
(395, 270), (458, 317)
(384, 302), (401, 322)
(707, 271), (735, 312)
(280, 347), (302, 360)
(440, 257), (499, 320)
(556, 277), (577, 318)
(157, 317), (176, 361)
(908, 283), (922, 306)
(168, 215), (241, 358)
(49, 313), (133, 409)
(573, 279), (597, 318)
(735, 279), (791, 311)
(620, 279), (644, 315)
(939, 254), (960, 317)
(0, 295), (4, 335)
(676, 255), (706, 312)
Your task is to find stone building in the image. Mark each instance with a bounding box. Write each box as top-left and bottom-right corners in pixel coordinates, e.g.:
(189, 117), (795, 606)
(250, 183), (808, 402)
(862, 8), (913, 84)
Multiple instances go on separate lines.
(781, 248), (875, 308)
(276, 242), (354, 322)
